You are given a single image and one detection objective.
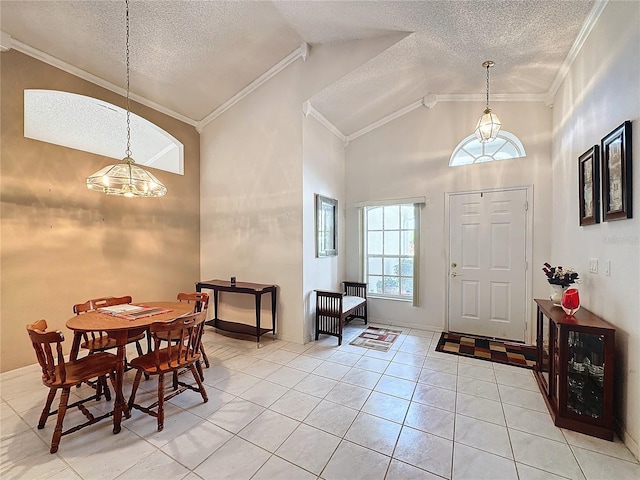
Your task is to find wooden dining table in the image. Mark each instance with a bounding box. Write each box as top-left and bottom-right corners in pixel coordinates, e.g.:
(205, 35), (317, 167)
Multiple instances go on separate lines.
(65, 301), (193, 433)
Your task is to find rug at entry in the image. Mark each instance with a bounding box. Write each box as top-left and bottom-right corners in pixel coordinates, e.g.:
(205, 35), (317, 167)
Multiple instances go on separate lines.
(349, 327), (402, 352)
(435, 332), (537, 369)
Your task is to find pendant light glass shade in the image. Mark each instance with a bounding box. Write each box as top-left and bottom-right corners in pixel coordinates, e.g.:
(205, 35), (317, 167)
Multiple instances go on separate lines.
(475, 60), (501, 143)
(86, 0), (167, 198)
(474, 108), (502, 143)
(86, 157), (167, 197)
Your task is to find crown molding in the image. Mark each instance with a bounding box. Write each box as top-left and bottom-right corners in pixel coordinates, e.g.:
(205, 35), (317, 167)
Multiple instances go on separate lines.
(9, 37), (198, 127)
(303, 101), (347, 145)
(436, 93), (546, 102)
(0, 31), (12, 52)
(347, 98), (424, 144)
(545, 0), (609, 105)
(197, 42), (309, 133)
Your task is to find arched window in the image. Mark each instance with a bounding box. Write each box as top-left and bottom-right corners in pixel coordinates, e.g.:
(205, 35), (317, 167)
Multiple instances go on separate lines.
(24, 90), (184, 175)
(449, 131), (526, 167)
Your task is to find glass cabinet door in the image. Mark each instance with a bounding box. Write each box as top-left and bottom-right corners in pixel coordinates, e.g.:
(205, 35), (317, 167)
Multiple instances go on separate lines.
(567, 330), (605, 419)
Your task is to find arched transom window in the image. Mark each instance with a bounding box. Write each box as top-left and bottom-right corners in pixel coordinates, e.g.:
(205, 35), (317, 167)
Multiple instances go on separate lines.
(449, 130), (526, 167)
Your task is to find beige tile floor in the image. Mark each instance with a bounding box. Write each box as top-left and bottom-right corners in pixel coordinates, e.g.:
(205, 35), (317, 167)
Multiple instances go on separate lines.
(2, 323), (638, 480)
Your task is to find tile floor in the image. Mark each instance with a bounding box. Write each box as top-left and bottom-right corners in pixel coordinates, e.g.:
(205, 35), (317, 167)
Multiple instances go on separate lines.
(1, 323), (638, 480)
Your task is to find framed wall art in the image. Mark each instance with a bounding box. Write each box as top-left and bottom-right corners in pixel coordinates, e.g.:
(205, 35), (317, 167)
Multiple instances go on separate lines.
(601, 121), (632, 221)
(578, 145), (600, 225)
(315, 194), (338, 257)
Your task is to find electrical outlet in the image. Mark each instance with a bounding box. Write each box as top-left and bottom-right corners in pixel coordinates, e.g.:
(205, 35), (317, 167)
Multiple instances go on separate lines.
(604, 260), (611, 276)
(589, 258), (598, 274)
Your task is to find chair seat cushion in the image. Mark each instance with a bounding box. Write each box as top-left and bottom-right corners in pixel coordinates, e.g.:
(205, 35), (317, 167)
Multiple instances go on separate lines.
(129, 348), (200, 375)
(48, 352), (118, 388)
(343, 295), (366, 313)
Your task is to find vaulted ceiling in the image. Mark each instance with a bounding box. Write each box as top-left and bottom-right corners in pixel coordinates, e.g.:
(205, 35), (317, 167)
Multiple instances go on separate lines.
(1, 0), (598, 136)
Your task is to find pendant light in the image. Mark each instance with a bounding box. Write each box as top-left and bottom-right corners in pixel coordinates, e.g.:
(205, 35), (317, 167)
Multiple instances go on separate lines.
(86, 0), (167, 198)
(474, 60), (502, 144)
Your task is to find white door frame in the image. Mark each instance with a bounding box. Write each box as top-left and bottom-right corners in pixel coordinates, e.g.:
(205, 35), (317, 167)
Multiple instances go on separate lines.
(444, 185), (535, 343)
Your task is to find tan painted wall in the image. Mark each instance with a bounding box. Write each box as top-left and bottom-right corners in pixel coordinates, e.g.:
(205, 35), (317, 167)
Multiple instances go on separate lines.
(0, 51), (200, 372)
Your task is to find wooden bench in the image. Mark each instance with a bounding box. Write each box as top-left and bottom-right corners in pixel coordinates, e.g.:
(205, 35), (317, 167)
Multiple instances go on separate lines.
(315, 281), (367, 345)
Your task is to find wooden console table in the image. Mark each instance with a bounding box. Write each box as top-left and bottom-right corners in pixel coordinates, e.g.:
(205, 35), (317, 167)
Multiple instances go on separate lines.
(196, 279), (277, 343)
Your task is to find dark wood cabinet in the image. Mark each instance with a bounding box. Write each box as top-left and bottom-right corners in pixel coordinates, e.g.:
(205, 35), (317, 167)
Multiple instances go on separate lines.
(534, 299), (615, 441)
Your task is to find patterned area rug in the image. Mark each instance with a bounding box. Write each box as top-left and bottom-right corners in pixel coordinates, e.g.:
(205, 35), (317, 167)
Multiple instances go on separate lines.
(435, 332), (537, 369)
(349, 327), (402, 352)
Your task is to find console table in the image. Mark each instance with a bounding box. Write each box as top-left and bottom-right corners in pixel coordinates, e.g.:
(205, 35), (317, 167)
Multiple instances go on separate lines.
(196, 279), (277, 343)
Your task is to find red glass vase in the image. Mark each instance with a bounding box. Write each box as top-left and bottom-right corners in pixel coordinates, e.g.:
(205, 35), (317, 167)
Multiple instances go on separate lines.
(561, 288), (580, 315)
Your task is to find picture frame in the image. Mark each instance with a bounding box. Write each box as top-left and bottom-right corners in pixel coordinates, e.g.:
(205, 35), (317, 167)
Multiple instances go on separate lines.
(578, 145), (600, 225)
(315, 194), (338, 257)
(601, 121), (632, 221)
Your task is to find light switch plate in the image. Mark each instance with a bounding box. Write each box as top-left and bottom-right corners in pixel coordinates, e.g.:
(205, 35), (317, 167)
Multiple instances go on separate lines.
(589, 258), (598, 274)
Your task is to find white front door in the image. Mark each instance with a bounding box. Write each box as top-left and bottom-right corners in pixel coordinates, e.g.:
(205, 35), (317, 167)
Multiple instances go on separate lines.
(448, 189), (527, 341)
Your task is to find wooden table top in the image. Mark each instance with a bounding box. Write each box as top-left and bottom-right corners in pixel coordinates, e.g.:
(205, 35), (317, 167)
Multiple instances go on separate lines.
(66, 301), (193, 332)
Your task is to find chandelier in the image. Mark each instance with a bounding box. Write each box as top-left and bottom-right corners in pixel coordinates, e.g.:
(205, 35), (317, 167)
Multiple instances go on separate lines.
(86, 0), (167, 198)
(474, 60), (502, 143)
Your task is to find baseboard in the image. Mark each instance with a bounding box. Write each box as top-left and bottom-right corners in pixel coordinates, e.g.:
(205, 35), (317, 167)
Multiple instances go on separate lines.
(616, 418), (640, 461)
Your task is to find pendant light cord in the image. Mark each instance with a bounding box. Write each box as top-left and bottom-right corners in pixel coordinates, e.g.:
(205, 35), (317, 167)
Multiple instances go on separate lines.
(125, 0), (131, 159)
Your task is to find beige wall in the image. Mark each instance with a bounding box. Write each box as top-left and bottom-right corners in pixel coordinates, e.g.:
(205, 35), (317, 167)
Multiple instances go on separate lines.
(0, 51), (201, 372)
(551, 1), (640, 456)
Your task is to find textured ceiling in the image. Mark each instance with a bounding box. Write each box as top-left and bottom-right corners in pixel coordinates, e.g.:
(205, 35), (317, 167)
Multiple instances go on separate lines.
(1, 0), (596, 135)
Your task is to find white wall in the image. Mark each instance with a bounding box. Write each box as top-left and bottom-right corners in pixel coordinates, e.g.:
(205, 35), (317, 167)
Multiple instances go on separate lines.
(551, 0), (640, 456)
(344, 101), (553, 337)
(302, 115), (346, 342)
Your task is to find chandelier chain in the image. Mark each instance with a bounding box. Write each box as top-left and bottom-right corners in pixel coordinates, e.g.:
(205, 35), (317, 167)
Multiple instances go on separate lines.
(125, 0), (131, 158)
(485, 64), (490, 110)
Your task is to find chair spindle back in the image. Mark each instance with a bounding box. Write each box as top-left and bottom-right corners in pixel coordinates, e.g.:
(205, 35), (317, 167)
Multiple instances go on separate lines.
(26, 320), (67, 385)
(149, 311), (205, 370)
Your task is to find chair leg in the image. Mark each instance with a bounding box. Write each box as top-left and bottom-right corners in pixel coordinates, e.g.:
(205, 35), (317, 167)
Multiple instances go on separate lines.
(133, 340), (150, 381)
(189, 364), (208, 403)
(172, 371), (179, 391)
(195, 358), (205, 382)
(50, 387), (70, 454)
(101, 376), (112, 402)
(38, 389), (57, 429)
(157, 373), (165, 432)
(128, 370), (143, 410)
(201, 345), (210, 368)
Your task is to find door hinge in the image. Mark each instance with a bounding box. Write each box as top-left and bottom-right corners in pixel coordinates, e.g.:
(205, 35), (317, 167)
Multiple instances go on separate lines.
(525, 261), (528, 271)
(524, 200), (529, 211)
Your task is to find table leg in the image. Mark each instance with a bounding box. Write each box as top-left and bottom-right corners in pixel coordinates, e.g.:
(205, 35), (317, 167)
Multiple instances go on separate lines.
(255, 293), (261, 344)
(271, 287), (277, 336)
(213, 289), (219, 324)
(111, 332), (129, 434)
(69, 333), (82, 361)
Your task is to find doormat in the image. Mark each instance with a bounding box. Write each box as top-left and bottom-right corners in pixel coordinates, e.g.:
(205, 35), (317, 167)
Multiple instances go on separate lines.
(435, 332), (536, 369)
(349, 327), (402, 352)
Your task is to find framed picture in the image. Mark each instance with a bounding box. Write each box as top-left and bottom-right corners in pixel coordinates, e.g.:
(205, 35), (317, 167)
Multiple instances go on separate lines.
(578, 145), (600, 225)
(601, 121), (632, 221)
(315, 194), (337, 257)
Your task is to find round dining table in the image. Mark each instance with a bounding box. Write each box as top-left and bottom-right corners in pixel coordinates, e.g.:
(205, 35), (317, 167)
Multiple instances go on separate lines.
(66, 301), (193, 433)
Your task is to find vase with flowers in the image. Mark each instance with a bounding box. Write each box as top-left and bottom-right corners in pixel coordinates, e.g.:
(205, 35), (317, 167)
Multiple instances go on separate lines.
(542, 263), (580, 305)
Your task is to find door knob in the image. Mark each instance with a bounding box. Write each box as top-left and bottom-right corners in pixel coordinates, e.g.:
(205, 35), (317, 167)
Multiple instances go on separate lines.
(451, 262), (457, 268)
(451, 272), (458, 277)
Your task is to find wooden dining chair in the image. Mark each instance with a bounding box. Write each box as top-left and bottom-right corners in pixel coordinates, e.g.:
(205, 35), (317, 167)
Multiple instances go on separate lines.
(127, 311), (208, 431)
(73, 296), (148, 382)
(26, 320), (119, 453)
(155, 292), (210, 382)
(73, 296), (146, 359)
